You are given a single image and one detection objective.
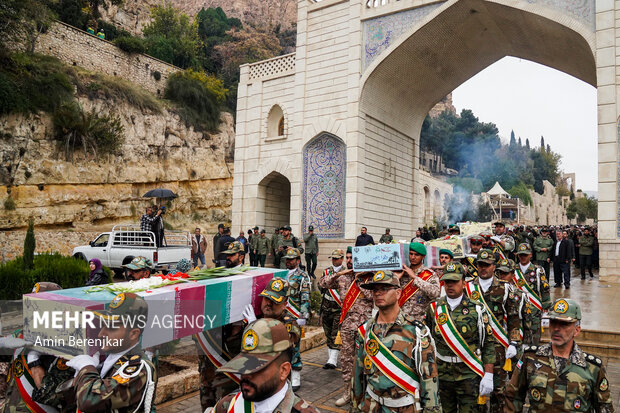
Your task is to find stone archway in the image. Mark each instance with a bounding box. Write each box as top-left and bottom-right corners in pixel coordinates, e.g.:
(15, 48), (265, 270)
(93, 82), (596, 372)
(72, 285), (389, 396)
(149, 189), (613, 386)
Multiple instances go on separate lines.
(257, 172), (291, 231)
(302, 133), (347, 238)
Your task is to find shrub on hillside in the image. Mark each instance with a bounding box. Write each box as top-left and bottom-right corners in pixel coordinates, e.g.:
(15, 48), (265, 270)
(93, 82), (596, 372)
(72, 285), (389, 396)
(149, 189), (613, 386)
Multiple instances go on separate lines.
(0, 259), (31, 300)
(164, 69), (227, 132)
(114, 36), (147, 54)
(78, 72), (161, 113)
(30, 253), (89, 289)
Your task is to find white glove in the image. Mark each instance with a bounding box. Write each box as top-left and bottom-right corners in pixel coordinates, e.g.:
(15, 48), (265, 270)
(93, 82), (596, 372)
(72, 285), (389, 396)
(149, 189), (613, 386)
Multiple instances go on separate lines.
(27, 350), (41, 364)
(242, 304), (257, 324)
(505, 344), (517, 360)
(479, 372), (494, 396)
(0, 336), (31, 349)
(297, 318), (306, 326)
(66, 352), (100, 373)
(491, 236), (502, 243)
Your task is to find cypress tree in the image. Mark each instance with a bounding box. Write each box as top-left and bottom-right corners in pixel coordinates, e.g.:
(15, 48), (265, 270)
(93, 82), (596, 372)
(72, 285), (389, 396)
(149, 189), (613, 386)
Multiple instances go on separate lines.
(526, 138), (530, 149)
(23, 218), (35, 270)
(509, 130), (516, 147)
(540, 136), (545, 150)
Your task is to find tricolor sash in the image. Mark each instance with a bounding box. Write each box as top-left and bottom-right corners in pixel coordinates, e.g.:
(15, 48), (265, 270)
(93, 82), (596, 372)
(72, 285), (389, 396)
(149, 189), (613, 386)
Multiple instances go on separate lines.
(398, 270), (434, 307)
(286, 299), (302, 319)
(503, 314), (524, 341)
(339, 279), (362, 324)
(195, 331), (241, 384)
(226, 391), (254, 413)
(430, 302), (484, 377)
(465, 282), (509, 348)
(464, 257), (479, 278)
(323, 269), (343, 306)
(12, 349), (59, 413)
(358, 323), (420, 395)
(512, 269), (543, 311)
(492, 241), (507, 261)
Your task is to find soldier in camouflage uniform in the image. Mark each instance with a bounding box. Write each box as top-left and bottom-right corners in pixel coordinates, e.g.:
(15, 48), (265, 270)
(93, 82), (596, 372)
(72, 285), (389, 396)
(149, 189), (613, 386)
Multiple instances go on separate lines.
(303, 226), (319, 279)
(492, 221), (516, 260)
(462, 234), (484, 280)
(395, 243), (440, 322)
(317, 249), (345, 369)
(210, 319), (319, 413)
(504, 298), (614, 412)
(272, 228), (282, 267)
(532, 227), (553, 282)
(352, 270), (440, 412)
(320, 247), (373, 406)
(515, 243), (551, 346)
(249, 226), (259, 267)
(277, 226), (304, 269)
(379, 228), (393, 244)
(1, 282), (77, 413)
(467, 250), (522, 413)
(65, 292), (157, 413)
(282, 248), (310, 391)
(254, 230), (272, 268)
(496, 259), (531, 356)
(425, 263), (496, 413)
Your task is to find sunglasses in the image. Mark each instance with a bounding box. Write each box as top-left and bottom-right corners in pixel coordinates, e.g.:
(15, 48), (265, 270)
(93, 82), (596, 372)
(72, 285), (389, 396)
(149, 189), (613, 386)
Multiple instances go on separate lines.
(470, 241), (482, 245)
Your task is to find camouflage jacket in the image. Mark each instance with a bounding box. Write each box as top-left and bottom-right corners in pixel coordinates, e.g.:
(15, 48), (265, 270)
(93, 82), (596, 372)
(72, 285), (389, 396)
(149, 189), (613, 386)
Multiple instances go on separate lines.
(3, 350), (75, 413)
(399, 266), (441, 323)
(504, 343), (614, 413)
(210, 383), (319, 413)
(461, 256), (479, 280)
(255, 236), (271, 255)
(532, 236), (554, 262)
(277, 235), (304, 254)
(379, 234), (393, 244)
(467, 276), (522, 346)
(517, 262), (551, 312)
(286, 268), (312, 315)
(352, 311), (440, 412)
(74, 346), (157, 413)
(319, 271), (374, 329)
(425, 295), (496, 380)
(303, 233), (319, 254)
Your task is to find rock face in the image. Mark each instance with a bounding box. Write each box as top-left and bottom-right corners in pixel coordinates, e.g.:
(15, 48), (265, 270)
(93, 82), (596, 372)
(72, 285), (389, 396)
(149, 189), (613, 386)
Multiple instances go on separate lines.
(101, 0), (297, 35)
(0, 96), (234, 233)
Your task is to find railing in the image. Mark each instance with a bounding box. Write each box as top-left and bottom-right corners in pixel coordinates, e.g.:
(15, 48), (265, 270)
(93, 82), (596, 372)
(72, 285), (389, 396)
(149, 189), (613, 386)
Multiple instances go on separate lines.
(110, 224), (190, 248)
(248, 53), (296, 80)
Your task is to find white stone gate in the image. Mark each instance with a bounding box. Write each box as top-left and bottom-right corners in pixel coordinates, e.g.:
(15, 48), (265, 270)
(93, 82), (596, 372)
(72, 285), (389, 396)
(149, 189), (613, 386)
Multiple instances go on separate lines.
(232, 0), (620, 279)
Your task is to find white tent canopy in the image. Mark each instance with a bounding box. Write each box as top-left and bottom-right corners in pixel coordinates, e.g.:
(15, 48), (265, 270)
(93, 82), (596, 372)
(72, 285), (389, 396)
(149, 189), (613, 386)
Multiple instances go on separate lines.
(487, 181), (510, 196)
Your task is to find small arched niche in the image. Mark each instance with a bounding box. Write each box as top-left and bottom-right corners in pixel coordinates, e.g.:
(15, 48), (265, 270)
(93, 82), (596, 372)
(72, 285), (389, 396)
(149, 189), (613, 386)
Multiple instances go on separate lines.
(267, 105), (285, 139)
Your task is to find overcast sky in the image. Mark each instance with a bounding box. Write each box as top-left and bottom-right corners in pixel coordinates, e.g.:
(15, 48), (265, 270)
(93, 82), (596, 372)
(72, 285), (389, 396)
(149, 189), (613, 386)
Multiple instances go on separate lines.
(452, 56), (598, 194)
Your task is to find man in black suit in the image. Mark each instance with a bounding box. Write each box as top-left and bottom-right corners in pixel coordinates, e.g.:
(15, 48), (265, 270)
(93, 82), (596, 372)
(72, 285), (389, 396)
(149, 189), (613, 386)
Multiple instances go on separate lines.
(551, 230), (571, 289)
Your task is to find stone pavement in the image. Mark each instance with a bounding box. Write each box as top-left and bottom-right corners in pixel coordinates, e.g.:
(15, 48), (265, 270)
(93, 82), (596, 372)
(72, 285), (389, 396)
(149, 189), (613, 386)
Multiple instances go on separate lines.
(156, 344), (347, 413)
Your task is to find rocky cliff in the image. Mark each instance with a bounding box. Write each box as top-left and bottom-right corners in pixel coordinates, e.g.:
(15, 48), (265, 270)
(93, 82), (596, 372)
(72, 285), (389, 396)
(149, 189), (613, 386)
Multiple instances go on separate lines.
(102, 0), (297, 36)
(0, 96), (234, 233)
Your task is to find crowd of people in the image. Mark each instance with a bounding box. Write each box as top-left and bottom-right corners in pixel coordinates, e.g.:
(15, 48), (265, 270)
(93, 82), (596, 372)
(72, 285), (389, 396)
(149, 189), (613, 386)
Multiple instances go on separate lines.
(0, 218), (611, 413)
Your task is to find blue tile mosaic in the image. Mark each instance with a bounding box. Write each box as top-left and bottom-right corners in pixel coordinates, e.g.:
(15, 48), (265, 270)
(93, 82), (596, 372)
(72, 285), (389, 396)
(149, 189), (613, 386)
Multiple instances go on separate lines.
(302, 134), (347, 239)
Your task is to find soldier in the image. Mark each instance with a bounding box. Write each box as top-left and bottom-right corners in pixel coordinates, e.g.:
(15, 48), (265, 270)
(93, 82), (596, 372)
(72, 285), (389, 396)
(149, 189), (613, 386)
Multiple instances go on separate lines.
(462, 234), (483, 281)
(209, 319), (319, 413)
(277, 226), (304, 269)
(320, 247), (373, 406)
(492, 220), (516, 259)
(1, 282), (77, 413)
(533, 227), (553, 279)
(282, 248), (310, 391)
(395, 243), (440, 322)
(514, 243), (551, 345)
(249, 226), (259, 266)
(504, 298), (614, 412)
(425, 262), (496, 412)
(577, 227), (595, 279)
(352, 270), (440, 412)
(379, 228), (393, 244)
(303, 225), (319, 279)
(65, 293), (156, 413)
(255, 229), (272, 268)
(465, 250), (522, 413)
(122, 256), (153, 280)
(222, 241), (247, 268)
(496, 259), (531, 354)
(272, 227), (282, 267)
(317, 249), (345, 370)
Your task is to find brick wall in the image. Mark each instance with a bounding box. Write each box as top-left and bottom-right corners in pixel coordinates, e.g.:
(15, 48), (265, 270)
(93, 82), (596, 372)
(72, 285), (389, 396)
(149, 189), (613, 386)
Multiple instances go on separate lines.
(34, 21), (180, 96)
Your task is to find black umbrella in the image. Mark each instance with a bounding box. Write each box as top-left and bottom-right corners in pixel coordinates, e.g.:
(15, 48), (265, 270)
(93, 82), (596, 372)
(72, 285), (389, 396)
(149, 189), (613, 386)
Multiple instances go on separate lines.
(143, 188), (178, 199)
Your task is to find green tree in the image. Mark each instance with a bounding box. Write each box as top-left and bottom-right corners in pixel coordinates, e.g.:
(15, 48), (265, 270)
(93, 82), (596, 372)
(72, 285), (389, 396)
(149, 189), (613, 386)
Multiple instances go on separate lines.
(509, 130), (516, 147)
(566, 196), (597, 223)
(507, 182), (533, 206)
(525, 138), (530, 149)
(540, 136), (545, 151)
(23, 218), (35, 270)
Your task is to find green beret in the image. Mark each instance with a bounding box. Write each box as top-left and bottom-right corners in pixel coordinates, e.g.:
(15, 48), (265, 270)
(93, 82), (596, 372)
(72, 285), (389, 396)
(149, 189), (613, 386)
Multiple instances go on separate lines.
(439, 248), (453, 258)
(409, 242), (427, 256)
(346, 246), (352, 254)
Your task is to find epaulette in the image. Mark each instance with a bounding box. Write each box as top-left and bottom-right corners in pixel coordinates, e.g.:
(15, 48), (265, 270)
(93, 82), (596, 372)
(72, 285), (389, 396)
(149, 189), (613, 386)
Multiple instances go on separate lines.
(523, 345), (538, 353)
(498, 279), (508, 283)
(585, 353), (602, 367)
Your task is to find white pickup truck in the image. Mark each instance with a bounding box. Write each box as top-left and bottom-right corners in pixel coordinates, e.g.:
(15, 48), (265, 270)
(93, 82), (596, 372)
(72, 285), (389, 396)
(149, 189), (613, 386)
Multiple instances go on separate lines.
(72, 224), (191, 275)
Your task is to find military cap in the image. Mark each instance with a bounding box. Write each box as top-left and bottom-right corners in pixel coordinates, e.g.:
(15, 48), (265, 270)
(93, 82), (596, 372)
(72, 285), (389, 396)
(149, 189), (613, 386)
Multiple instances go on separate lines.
(496, 259), (513, 273)
(279, 226), (286, 231)
(515, 243), (532, 255)
(410, 242), (427, 256)
(329, 249), (345, 258)
(448, 224), (460, 232)
(441, 262), (464, 281)
(218, 223), (225, 229)
(259, 278), (289, 304)
(385, 228), (390, 232)
(93, 292), (148, 326)
(361, 270), (400, 289)
(469, 234), (484, 242)
(218, 319), (292, 375)
(544, 298), (581, 322)
(439, 248), (454, 259)
(284, 225), (292, 231)
(284, 248), (301, 259)
(493, 220), (506, 226)
(476, 249), (496, 264)
(260, 229), (266, 234)
(223, 241), (245, 254)
(123, 256), (154, 270)
(308, 225), (314, 231)
(253, 226), (259, 230)
(479, 231), (493, 238)
(346, 246), (353, 254)
(32, 282), (62, 293)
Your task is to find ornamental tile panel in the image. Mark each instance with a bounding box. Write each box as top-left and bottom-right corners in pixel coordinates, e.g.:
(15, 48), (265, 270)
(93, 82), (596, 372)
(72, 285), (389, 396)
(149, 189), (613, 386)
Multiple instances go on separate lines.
(302, 134), (347, 238)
